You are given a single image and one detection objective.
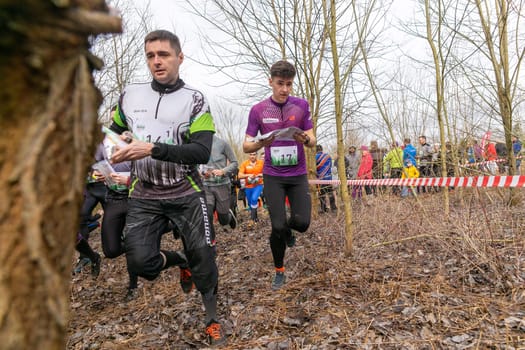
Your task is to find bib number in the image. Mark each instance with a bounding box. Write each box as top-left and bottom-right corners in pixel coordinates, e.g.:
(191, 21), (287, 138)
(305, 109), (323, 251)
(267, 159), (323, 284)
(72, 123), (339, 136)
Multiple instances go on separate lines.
(135, 121), (175, 144)
(270, 145), (298, 166)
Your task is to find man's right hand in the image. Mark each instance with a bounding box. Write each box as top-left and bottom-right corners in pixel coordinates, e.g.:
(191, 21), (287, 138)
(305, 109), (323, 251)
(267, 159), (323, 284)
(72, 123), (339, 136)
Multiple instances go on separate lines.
(110, 140), (154, 163)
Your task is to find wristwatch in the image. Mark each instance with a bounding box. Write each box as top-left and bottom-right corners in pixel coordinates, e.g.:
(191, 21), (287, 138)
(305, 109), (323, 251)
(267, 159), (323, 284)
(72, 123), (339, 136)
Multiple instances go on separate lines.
(151, 143), (162, 158)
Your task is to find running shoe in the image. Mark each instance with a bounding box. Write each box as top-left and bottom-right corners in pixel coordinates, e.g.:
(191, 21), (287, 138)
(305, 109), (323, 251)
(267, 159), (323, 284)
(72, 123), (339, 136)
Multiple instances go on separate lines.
(72, 256), (91, 274)
(205, 319), (226, 346)
(179, 267), (193, 294)
(271, 271), (286, 290)
(228, 209), (237, 230)
(124, 288), (139, 302)
(246, 220), (256, 230)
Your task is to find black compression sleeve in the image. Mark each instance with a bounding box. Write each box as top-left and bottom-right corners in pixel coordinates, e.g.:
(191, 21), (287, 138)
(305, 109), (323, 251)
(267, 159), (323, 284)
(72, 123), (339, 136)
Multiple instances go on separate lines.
(109, 122), (128, 134)
(151, 131), (213, 164)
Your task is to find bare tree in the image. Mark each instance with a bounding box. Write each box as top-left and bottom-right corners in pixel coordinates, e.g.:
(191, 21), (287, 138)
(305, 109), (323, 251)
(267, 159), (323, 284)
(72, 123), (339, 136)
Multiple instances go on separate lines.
(322, 0), (353, 253)
(210, 97), (248, 161)
(474, 0), (525, 178)
(0, 1), (120, 349)
(439, 0), (525, 202)
(422, 0), (456, 214)
(180, 0), (333, 211)
(321, 0), (388, 254)
(91, 0), (153, 123)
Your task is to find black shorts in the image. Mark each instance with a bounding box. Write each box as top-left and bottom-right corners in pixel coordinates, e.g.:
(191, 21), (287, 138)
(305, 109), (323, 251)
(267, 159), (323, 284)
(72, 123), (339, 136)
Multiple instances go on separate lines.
(123, 192), (218, 293)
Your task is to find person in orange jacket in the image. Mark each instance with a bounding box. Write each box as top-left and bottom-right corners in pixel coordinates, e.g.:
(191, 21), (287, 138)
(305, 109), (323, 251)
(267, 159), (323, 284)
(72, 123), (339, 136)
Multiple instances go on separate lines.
(238, 151), (264, 225)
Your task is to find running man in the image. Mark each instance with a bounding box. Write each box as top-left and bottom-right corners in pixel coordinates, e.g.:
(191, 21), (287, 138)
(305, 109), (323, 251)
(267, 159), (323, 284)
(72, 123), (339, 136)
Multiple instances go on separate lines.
(109, 30), (225, 345)
(242, 60), (316, 290)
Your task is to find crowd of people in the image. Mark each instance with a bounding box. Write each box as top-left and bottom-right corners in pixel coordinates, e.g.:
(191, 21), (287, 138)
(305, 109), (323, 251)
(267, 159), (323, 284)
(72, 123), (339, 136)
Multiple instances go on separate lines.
(365, 136), (520, 181)
(312, 134), (524, 203)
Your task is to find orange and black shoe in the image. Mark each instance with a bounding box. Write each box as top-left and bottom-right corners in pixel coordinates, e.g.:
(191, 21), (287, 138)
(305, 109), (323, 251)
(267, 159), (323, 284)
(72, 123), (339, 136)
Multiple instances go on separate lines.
(205, 319), (226, 346)
(271, 268), (286, 290)
(179, 267), (194, 294)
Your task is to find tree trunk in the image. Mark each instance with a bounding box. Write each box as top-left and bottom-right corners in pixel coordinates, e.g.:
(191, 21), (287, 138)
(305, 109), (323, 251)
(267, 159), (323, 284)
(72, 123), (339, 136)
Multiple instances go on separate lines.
(0, 1), (120, 348)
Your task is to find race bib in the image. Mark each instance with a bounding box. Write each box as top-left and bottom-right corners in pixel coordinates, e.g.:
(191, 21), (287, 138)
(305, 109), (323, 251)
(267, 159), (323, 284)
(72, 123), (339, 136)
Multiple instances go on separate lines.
(270, 145), (298, 166)
(134, 120), (175, 144)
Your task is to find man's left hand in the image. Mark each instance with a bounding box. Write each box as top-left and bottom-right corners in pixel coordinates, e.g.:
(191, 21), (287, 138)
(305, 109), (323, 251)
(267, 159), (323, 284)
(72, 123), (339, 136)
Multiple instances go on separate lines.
(294, 132), (309, 145)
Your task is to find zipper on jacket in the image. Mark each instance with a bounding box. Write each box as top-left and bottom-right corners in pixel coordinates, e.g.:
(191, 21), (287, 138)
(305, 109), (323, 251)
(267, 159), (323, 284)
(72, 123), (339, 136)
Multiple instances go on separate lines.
(155, 92), (164, 119)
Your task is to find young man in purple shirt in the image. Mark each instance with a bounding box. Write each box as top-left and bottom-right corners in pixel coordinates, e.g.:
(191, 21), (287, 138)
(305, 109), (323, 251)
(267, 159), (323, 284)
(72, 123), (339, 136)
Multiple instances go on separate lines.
(243, 60), (316, 290)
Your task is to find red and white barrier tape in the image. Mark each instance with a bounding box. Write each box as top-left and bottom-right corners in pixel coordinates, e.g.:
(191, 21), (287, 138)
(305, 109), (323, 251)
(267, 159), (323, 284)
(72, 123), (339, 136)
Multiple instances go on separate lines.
(463, 156), (522, 168)
(310, 175), (525, 188)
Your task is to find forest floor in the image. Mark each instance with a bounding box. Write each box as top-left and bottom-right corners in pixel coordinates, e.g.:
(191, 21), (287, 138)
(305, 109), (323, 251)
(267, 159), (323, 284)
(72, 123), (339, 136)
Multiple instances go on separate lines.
(67, 188), (525, 350)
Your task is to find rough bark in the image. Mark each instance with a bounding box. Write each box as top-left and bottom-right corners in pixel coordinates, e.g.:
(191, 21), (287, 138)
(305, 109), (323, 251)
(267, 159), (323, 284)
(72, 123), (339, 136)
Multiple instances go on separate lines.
(0, 1), (120, 348)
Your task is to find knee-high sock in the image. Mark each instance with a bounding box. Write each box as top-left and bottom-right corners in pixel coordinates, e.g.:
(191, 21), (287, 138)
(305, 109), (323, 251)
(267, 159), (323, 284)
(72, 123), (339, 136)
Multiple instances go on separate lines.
(128, 271), (138, 289)
(202, 289), (218, 324)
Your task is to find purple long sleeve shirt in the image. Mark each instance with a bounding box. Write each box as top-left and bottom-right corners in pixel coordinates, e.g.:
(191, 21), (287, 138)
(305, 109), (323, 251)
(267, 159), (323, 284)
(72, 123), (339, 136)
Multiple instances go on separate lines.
(245, 96), (313, 177)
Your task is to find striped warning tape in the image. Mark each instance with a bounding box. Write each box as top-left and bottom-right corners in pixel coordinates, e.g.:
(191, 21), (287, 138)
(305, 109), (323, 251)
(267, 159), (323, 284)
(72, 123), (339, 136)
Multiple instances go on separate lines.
(309, 175), (525, 188)
(463, 156), (522, 168)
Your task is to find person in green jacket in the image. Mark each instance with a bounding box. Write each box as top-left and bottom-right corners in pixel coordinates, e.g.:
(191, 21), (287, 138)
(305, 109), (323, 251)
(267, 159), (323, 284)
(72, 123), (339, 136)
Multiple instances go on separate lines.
(383, 141), (404, 195)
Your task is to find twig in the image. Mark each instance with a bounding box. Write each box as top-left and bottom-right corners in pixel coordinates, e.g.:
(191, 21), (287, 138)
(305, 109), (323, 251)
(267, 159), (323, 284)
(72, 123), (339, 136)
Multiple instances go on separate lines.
(370, 234), (519, 248)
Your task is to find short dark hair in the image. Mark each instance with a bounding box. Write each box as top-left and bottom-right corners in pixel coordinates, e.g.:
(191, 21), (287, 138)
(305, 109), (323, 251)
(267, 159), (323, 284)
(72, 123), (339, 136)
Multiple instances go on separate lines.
(144, 30), (181, 54)
(316, 145), (323, 152)
(270, 60), (296, 79)
(404, 138), (411, 144)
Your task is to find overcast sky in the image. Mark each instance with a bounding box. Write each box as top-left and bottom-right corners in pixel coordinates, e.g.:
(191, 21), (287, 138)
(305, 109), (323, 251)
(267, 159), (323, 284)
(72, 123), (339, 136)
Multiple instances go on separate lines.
(137, 0), (428, 99)
(145, 0), (223, 95)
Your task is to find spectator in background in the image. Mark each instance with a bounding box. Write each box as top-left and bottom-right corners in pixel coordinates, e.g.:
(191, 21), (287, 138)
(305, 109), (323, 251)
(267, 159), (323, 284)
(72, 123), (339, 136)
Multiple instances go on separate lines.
(512, 135), (522, 174)
(466, 141), (476, 164)
(353, 145), (373, 199)
(431, 143), (441, 177)
(417, 135), (434, 193)
(445, 142), (454, 177)
(495, 141), (508, 174)
(345, 145), (360, 180)
(383, 141), (404, 195)
(495, 141), (507, 158)
(401, 159), (419, 197)
(466, 139), (483, 174)
(315, 145), (337, 213)
(344, 145), (360, 197)
(403, 138), (417, 167)
(473, 139), (483, 162)
(484, 141), (498, 174)
(369, 140), (384, 193)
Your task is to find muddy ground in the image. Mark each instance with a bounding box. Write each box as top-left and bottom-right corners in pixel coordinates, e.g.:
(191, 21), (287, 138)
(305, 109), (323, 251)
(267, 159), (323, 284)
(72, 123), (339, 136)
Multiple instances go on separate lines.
(67, 189), (525, 349)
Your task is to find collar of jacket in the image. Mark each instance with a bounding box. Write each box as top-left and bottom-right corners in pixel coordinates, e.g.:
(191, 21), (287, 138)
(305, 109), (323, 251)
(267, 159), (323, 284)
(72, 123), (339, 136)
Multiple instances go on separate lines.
(151, 78), (185, 93)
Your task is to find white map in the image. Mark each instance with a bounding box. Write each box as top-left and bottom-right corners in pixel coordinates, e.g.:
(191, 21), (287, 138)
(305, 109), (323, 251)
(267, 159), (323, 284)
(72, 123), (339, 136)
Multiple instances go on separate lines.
(257, 126), (303, 141)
